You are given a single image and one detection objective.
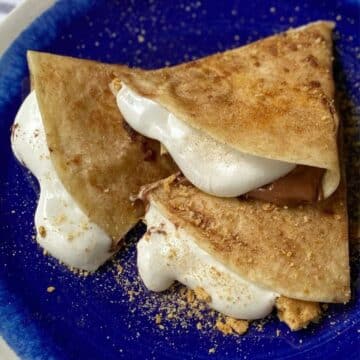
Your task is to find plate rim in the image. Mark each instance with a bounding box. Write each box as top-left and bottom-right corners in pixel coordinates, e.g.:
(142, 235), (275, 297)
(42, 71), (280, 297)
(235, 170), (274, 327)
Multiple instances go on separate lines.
(0, 1), (359, 359)
(0, 0), (55, 58)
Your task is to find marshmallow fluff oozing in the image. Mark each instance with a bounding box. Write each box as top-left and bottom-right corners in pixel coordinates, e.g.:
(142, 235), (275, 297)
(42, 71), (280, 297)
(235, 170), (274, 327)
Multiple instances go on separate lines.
(12, 91), (279, 318)
(11, 91), (113, 271)
(137, 203), (278, 319)
(117, 85), (296, 197)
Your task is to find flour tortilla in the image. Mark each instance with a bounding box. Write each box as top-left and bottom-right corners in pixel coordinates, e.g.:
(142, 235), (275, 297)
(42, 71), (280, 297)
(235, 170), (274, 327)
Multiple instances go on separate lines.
(28, 51), (176, 246)
(114, 21), (340, 198)
(140, 174), (350, 303)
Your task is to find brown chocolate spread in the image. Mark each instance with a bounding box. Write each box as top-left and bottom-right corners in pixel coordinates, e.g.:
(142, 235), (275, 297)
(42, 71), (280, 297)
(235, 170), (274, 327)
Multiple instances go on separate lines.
(246, 166), (325, 206)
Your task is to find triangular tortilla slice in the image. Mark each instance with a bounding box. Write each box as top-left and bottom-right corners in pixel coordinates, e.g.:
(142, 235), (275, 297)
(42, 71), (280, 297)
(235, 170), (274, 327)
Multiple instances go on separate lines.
(27, 51), (176, 244)
(114, 21), (340, 198)
(140, 174), (350, 303)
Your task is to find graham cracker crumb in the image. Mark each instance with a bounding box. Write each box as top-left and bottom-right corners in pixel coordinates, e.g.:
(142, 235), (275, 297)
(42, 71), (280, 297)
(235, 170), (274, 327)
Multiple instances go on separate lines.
(109, 240), (257, 337)
(225, 317), (249, 335)
(167, 311), (175, 319)
(276, 296), (322, 331)
(215, 318), (233, 335)
(215, 316), (249, 335)
(194, 287), (212, 303)
(69, 267), (91, 277)
(127, 290), (139, 302)
(38, 226), (47, 238)
(81, 222), (90, 231)
(47, 286), (55, 293)
(111, 252), (218, 335)
(255, 321), (265, 332)
(110, 78), (122, 94)
(52, 214), (67, 226)
(262, 203), (274, 211)
(116, 264), (123, 274)
(155, 314), (162, 324)
(186, 289), (195, 303)
(208, 347), (216, 354)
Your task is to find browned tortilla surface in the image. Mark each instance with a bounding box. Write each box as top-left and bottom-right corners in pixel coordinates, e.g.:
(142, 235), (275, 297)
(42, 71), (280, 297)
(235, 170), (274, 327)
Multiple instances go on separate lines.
(114, 21), (340, 198)
(28, 51), (176, 245)
(141, 175), (350, 303)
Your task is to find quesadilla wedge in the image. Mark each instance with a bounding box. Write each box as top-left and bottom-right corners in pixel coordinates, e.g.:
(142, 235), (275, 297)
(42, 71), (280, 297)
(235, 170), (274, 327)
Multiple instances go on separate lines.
(11, 52), (176, 271)
(136, 174), (350, 330)
(111, 21), (340, 205)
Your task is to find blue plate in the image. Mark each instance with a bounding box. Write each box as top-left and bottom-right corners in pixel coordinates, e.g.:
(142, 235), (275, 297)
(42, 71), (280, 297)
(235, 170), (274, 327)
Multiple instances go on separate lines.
(0, 1), (359, 359)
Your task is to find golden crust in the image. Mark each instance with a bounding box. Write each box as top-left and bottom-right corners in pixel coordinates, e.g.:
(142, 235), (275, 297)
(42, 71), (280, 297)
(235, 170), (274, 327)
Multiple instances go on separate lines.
(27, 51), (176, 244)
(142, 174), (350, 303)
(114, 21), (340, 198)
(276, 296), (322, 331)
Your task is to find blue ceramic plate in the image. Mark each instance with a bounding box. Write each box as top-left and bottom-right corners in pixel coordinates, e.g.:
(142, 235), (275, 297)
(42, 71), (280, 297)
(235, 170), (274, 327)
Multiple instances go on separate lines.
(0, 1), (359, 359)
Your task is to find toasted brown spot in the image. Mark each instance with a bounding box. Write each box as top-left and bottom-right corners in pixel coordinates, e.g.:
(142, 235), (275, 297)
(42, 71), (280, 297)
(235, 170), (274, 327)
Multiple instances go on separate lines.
(143, 148), (157, 162)
(305, 54), (319, 67)
(309, 80), (321, 88)
(288, 42), (298, 51)
(268, 44), (278, 56)
(67, 154), (82, 166)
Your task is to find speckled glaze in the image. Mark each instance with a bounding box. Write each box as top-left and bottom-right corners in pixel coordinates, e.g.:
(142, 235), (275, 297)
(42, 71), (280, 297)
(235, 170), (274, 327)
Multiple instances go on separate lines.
(0, 1), (359, 359)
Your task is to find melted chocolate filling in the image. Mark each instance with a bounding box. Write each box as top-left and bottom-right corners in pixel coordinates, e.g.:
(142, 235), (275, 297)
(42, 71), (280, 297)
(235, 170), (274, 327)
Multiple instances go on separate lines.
(246, 165), (325, 206)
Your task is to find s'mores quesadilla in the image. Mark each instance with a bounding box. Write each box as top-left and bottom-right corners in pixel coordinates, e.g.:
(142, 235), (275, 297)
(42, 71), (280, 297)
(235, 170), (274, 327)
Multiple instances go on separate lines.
(110, 21), (350, 330)
(111, 21), (339, 205)
(11, 52), (175, 271)
(9, 18), (351, 333)
(136, 174), (350, 330)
